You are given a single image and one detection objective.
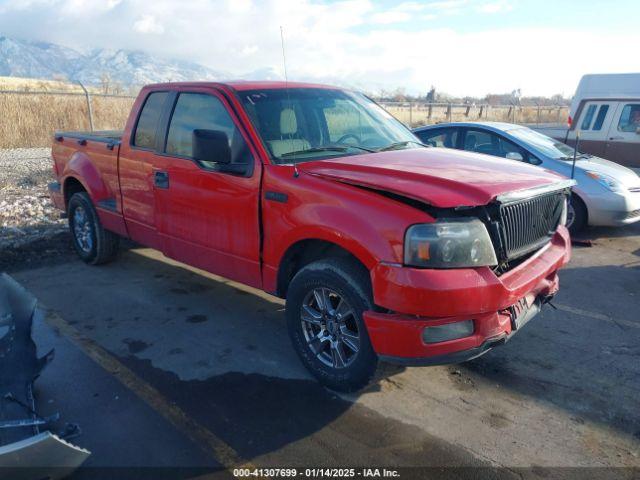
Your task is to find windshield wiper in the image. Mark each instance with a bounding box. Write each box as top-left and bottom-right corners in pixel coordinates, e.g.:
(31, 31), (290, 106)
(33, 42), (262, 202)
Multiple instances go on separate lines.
(280, 145), (374, 158)
(376, 140), (429, 152)
(558, 153), (591, 161)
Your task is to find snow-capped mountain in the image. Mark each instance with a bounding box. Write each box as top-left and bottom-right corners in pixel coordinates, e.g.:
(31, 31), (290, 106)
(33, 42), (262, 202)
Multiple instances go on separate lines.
(0, 36), (226, 87)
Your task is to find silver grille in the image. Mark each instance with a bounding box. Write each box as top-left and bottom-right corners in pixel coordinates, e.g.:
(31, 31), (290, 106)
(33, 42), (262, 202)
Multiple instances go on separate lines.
(497, 192), (565, 261)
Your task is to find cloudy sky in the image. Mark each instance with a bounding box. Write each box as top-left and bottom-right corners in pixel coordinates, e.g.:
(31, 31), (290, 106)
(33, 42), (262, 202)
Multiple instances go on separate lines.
(0, 0), (638, 97)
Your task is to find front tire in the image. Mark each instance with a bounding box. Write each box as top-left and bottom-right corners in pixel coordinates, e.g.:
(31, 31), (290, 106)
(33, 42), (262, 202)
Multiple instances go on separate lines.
(68, 192), (119, 265)
(286, 258), (378, 392)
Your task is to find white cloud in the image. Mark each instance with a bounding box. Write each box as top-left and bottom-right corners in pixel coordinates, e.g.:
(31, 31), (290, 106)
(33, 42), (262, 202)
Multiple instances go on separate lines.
(370, 11), (412, 24)
(477, 0), (512, 13)
(240, 45), (258, 56)
(0, 0), (637, 97)
(133, 14), (164, 34)
(370, 1), (430, 24)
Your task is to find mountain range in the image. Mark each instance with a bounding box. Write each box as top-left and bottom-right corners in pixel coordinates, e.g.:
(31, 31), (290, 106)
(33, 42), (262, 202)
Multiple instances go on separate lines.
(0, 35), (282, 87)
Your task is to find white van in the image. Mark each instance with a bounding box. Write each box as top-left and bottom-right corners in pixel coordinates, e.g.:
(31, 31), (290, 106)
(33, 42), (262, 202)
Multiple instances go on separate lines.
(534, 73), (640, 168)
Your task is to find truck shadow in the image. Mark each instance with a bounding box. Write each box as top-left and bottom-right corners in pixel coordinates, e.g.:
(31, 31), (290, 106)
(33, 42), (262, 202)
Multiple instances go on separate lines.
(26, 247), (493, 470)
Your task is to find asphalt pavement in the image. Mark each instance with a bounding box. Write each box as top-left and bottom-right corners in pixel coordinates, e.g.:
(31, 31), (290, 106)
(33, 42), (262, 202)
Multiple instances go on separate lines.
(5, 221), (640, 478)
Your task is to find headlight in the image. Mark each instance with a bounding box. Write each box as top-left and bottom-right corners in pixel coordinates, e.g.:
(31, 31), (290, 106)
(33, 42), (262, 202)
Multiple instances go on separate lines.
(404, 219), (498, 268)
(586, 171), (625, 192)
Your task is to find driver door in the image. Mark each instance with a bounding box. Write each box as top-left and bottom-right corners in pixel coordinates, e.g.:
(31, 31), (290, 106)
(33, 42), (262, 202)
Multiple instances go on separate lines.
(155, 89), (263, 288)
(604, 102), (640, 168)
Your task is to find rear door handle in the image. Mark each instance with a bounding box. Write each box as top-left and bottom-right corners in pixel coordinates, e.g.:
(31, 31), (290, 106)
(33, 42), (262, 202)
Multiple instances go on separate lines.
(609, 136), (624, 140)
(154, 171), (169, 189)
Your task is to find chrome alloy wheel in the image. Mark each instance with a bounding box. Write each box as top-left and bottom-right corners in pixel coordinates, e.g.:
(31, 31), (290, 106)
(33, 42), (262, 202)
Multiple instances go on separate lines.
(72, 206), (94, 253)
(300, 287), (360, 369)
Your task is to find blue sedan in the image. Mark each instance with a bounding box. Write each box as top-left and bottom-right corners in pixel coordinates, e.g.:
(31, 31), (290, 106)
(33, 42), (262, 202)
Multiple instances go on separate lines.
(413, 122), (640, 232)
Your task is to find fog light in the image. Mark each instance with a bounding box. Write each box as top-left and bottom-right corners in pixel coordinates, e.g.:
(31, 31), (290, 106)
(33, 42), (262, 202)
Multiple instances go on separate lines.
(422, 320), (474, 344)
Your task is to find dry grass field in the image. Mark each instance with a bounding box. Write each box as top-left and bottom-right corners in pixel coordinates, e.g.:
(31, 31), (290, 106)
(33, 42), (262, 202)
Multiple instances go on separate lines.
(0, 77), (134, 148)
(382, 102), (569, 126)
(0, 93), (134, 148)
(0, 76), (569, 148)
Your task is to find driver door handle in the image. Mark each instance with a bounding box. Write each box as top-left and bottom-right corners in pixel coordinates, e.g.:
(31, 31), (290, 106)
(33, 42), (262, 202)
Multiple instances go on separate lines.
(154, 171), (169, 189)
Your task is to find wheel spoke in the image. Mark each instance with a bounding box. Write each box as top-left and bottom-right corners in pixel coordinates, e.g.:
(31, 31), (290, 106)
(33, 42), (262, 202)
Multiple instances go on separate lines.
(334, 298), (353, 321)
(307, 332), (329, 355)
(340, 327), (360, 352)
(312, 288), (328, 313)
(331, 343), (347, 368)
(301, 305), (323, 325)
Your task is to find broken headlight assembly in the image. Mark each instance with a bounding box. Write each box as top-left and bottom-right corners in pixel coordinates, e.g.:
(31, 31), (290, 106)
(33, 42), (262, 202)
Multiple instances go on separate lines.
(404, 219), (498, 268)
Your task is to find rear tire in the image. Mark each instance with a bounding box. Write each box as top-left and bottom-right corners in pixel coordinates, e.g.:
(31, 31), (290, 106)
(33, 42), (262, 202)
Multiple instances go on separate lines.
(567, 194), (588, 234)
(68, 192), (119, 265)
(286, 258), (378, 392)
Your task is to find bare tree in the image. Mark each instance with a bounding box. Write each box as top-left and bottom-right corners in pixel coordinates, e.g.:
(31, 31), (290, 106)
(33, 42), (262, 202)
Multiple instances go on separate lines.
(100, 72), (112, 95)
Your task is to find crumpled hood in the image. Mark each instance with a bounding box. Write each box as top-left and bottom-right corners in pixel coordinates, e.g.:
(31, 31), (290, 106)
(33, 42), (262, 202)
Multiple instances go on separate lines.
(299, 148), (567, 208)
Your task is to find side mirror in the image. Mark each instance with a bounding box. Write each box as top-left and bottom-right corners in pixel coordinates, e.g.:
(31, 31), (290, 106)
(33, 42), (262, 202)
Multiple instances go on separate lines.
(636, 127), (640, 135)
(192, 129), (231, 164)
(506, 151), (524, 161)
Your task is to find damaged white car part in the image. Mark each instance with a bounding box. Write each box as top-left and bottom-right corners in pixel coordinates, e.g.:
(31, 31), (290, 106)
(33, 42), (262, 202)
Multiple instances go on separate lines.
(0, 274), (90, 479)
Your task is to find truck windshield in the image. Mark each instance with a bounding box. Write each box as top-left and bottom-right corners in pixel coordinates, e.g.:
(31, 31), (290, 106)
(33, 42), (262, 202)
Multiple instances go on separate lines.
(237, 88), (421, 163)
(510, 127), (587, 160)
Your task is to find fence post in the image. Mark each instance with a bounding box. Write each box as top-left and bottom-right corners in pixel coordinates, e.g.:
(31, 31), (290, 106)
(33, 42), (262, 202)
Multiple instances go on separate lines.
(409, 103), (413, 126)
(537, 104), (541, 125)
(76, 80), (94, 132)
(556, 106), (561, 124)
(428, 104), (432, 120)
(447, 103), (452, 122)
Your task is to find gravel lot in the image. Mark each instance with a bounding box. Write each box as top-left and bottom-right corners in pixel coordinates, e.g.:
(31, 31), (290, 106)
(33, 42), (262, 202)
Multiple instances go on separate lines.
(0, 148), (71, 269)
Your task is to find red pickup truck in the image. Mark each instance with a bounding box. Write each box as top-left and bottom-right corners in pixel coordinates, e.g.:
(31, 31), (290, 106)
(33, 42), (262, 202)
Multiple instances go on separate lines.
(49, 81), (573, 391)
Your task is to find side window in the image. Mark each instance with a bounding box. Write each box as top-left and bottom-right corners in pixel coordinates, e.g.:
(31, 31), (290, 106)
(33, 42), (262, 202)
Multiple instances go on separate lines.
(617, 104), (640, 132)
(592, 105), (609, 131)
(463, 129), (498, 156)
(415, 129), (458, 148)
(133, 92), (168, 148)
(496, 136), (527, 161)
(166, 93), (251, 165)
(580, 104), (597, 130)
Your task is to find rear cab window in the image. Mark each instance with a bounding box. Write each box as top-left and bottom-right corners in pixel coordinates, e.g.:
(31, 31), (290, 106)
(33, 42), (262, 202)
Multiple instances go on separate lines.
(133, 91), (168, 149)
